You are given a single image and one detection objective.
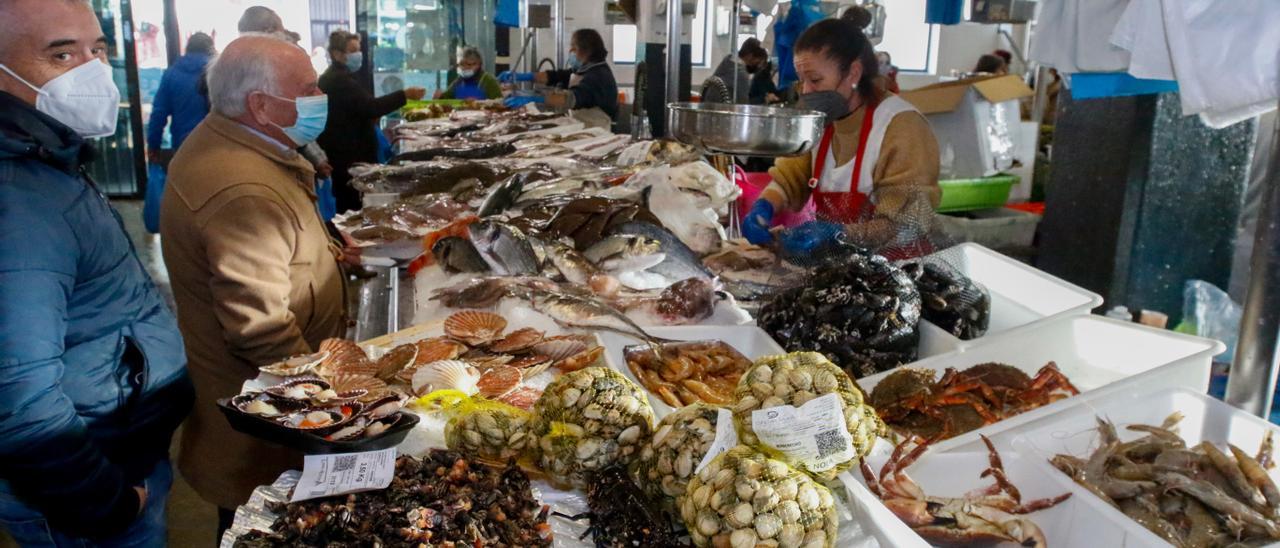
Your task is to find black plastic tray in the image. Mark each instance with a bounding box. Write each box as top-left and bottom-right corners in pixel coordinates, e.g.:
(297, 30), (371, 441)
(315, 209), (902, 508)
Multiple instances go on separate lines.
(217, 398), (420, 455)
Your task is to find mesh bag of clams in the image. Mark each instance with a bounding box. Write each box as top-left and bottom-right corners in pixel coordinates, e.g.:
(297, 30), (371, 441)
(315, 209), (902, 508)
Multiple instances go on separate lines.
(421, 389), (534, 462)
(900, 253), (991, 341)
(757, 252), (922, 378)
(680, 445), (838, 548)
(530, 367), (655, 488)
(632, 403), (735, 504)
(732, 352), (885, 480)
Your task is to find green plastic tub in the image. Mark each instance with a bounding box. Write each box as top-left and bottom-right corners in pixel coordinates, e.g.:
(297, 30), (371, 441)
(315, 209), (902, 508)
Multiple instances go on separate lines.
(936, 174), (1019, 213)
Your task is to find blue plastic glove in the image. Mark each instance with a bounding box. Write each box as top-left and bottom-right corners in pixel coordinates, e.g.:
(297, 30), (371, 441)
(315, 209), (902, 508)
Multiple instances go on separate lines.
(742, 200), (775, 245)
(779, 221), (845, 256)
(504, 95), (545, 108)
(498, 71), (535, 83)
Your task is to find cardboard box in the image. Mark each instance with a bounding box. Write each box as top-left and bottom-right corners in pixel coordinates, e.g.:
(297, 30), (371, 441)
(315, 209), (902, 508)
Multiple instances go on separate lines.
(902, 75), (1034, 179)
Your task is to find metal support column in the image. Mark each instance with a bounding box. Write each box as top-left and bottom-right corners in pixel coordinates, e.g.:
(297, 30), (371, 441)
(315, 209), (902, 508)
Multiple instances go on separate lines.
(1226, 113), (1280, 417)
(729, 0), (741, 102)
(664, 0), (683, 108)
(553, 0), (565, 68)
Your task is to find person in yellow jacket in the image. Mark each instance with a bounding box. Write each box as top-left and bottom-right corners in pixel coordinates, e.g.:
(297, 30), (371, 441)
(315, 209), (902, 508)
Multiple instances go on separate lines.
(742, 18), (940, 259)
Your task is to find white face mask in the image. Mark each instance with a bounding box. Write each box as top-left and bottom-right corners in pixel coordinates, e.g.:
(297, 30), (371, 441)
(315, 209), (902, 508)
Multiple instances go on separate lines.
(0, 60), (121, 138)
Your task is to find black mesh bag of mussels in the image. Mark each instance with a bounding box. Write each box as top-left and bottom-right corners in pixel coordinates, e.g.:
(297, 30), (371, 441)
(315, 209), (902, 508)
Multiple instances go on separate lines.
(756, 239), (924, 379)
(899, 250), (992, 341)
(755, 186), (980, 378)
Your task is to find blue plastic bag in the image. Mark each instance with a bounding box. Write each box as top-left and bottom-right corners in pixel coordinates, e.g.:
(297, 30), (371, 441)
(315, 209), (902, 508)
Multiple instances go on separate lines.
(316, 177), (337, 222)
(142, 163), (166, 233)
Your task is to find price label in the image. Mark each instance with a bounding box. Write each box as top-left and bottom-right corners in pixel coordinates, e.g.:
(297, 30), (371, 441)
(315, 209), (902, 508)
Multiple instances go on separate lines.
(751, 393), (854, 472)
(290, 448), (397, 502)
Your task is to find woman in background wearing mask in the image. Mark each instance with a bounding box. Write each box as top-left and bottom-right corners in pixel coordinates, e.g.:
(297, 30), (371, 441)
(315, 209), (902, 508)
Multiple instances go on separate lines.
(501, 29), (618, 130)
(317, 30), (425, 213)
(436, 46), (502, 100)
(742, 18), (940, 259)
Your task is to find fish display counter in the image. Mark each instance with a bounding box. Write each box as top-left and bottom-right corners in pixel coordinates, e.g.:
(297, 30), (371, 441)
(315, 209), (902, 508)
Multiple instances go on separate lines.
(221, 105), (1234, 548)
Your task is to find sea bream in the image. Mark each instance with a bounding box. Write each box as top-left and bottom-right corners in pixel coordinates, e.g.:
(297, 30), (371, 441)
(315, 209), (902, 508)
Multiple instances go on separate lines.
(583, 235), (665, 274)
(467, 220), (541, 275)
(602, 221), (713, 290)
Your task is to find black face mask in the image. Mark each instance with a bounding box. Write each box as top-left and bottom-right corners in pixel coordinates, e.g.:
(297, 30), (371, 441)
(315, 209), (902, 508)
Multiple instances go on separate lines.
(799, 89), (851, 123)
(745, 63), (760, 74)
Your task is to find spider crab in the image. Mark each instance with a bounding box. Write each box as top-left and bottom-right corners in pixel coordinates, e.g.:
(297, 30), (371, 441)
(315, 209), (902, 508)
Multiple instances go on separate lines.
(860, 435), (1071, 547)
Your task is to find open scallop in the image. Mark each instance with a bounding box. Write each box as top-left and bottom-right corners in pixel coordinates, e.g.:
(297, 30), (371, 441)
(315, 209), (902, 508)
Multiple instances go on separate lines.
(259, 351), (330, 377)
(232, 393), (306, 418)
(265, 377), (332, 400)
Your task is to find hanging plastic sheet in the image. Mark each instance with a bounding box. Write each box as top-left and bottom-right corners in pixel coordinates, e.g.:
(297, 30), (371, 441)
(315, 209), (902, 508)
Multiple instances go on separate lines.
(142, 163), (165, 234)
(924, 0), (963, 25)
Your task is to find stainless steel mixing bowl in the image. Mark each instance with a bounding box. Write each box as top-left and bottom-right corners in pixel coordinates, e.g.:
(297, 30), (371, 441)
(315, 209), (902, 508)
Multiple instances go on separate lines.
(666, 102), (826, 157)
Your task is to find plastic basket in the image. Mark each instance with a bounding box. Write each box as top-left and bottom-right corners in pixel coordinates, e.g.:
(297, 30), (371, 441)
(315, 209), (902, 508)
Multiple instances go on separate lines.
(858, 314), (1224, 454)
(936, 174), (1018, 213)
(937, 207), (1040, 249)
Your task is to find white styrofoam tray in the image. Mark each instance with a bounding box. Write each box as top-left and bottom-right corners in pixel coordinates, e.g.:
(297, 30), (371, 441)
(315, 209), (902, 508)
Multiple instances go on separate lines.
(843, 442), (1099, 548)
(597, 325), (785, 418)
(858, 314), (1224, 454)
(1013, 387), (1280, 547)
(915, 243), (1103, 357)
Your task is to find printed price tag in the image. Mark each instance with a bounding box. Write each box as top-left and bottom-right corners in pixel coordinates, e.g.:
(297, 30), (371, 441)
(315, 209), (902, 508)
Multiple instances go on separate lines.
(750, 393), (854, 472)
(291, 448), (397, 502)
(695, 408), (740, 474)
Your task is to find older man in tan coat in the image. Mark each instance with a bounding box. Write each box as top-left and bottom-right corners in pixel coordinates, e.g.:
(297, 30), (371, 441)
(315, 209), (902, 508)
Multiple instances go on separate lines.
(160, 35), (347, 534)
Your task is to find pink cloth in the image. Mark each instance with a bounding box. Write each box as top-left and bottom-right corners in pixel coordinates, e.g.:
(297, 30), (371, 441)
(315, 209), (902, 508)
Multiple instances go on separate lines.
(736, 169), (815, 228)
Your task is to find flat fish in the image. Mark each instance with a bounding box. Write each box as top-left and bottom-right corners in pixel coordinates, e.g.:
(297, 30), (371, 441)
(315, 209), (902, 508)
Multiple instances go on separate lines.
(605, 221), (713, 284)
(467, 220), (540, 275)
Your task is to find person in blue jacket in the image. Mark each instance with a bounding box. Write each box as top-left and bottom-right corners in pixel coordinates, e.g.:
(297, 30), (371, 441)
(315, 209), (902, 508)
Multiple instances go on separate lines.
(0, 0), (194, 545)
(146, 32), (214, 162)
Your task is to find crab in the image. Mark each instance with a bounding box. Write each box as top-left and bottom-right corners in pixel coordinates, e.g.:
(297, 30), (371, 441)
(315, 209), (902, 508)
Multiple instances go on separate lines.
(872, 362), (1080, 440)
(861, 435), (1071, 548)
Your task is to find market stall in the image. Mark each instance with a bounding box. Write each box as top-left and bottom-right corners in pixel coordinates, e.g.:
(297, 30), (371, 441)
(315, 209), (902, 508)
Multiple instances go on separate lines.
(215, 101), (1253, 548)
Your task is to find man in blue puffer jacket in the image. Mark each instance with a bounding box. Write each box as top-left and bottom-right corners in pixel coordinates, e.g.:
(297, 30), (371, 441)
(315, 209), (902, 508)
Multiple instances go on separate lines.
(0, 0), (194, 545)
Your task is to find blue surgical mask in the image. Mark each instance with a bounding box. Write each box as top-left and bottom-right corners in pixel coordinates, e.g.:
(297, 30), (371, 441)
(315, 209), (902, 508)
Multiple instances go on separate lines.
(344, 52), (363, 72)
(458, 68), (476, 79)
(269, 93), (329, 146)
(566, 54), (581, 71)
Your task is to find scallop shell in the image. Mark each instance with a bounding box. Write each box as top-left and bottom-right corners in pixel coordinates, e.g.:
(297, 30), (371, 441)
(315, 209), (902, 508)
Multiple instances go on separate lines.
(259, 350), (329, 377)
(444, 310), (507, 346)
(363, 394), (403, 420)
(265, 377), (331, 400)
(520, 360), (554, 381)
(363, 414), (402, 438)
(375, 344), (419, 381)
(498, 386), (543, 411)
(232, 393), (306, 417)
(358, 386), (402, 404)
(411, 360), (480, 396)
(280, 408), (349, 431)
(466, 354), (515, 371)
(309, 388), (368, 406)
(476, 365), (522, 398)
(487, 328), (544, 353)
(531, 338), (590, 362)
(509, 354), (552, 370)
(413, 337), (467, 366)
(329, 372), (387, 394)
(555, 346), (604, 372)
(324, 417), (369, 441)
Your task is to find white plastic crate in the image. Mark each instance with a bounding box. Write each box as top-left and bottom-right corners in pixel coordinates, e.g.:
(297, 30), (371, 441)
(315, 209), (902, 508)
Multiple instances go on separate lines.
(843, 446), (1105, 548)
(597, 325), (784, 418)
(1013, 387), (1280, 548)
(858, 314), (1224, 454)
(915, 243), (1103, 357)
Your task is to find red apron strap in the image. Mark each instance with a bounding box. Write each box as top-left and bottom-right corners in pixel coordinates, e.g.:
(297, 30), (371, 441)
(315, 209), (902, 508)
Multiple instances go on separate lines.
(849, 98), (880, 193)
(807, 125), (836, 189)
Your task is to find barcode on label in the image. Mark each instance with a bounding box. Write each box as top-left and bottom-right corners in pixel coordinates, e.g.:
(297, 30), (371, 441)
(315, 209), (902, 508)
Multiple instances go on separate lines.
(814, 429), (848, 458)
(333, 455), (358, 472)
